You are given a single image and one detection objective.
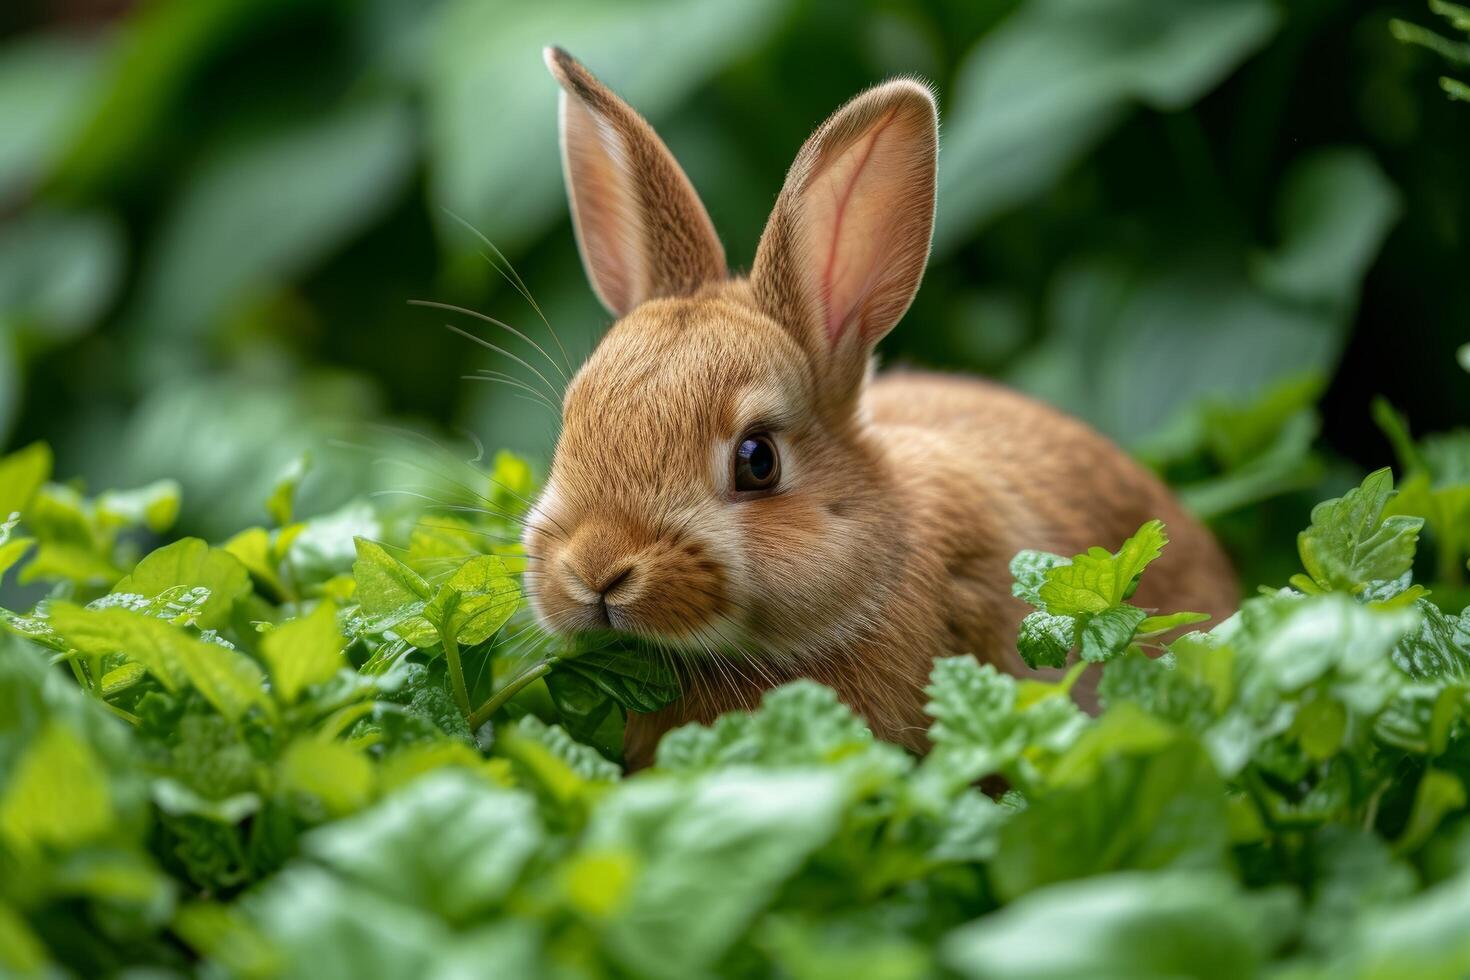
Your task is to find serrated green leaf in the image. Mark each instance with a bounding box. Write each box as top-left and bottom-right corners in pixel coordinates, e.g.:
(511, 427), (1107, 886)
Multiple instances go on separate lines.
(113, 538), (251, 630)
(1010, 549), (1067, 606)
(1039, 521), (1168, 615)
(655, 680), (901, 776)
(48, 602), (270, 721)
(261, 602), (345, 703)
(923, 658), (1085, 789)
(425, 554), (518, 646)
(498, 714), (620, 798)
(1079, 604), (1149, 663)
(352, 537), (437, 645)
(1297, 467), (1423, 594)
(1393, 600), (1470, 682)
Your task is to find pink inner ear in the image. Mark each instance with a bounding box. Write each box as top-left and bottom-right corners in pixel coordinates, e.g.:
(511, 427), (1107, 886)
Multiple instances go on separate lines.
(810, 109), (902, 346)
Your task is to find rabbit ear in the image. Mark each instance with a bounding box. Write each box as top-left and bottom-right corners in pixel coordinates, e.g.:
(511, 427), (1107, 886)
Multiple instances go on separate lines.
(751, 79), (937, 401)
(545, 47), (726, 317)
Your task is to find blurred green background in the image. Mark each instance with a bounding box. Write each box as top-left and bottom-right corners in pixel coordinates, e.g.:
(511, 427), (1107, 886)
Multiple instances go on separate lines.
(1, 0), (1467, 591)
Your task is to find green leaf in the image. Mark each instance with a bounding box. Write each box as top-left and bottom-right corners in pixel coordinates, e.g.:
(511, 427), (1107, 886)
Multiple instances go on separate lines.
(0, 207), (123, 353)
(943, 871), (1271, 980)
(498, 714), (620, 789)
(1017, 610), (1076, 669)
(96, 479), (181, 534)
(1396, 769), (1468, 856)
(48, 602), (270, 722)
(0, 721), (114, 851)
(112, 538), (251, 630)
(425, 554), (519, 646)
(277, 739), (375, 819)
(1393, 600), (1470, 682)
(100, 662), (147, 697)
(1297, 468), (1424, 595)
(554, 636), (680, 713)
(1039, 521), (1168, 614)
(265, 453), (310, 527)
(352, 537), (437, 645)
(131, 99), (415, 339)
(19, 541), (123, 587)
(0, 441), (51, 518)
(1136, 611), (1211, 636)
(1079, 604), (1149, 663)
(922, 658), (1085, 788)
(0, 901), (49, 975)
(246, 866), (543, 980)
(0, 514), (34, 585)
(655, 680), (906, 776)
(1298, 827), (1417, 956)
(543, 668), (617, 745)
(260, 602), (345, 704)
(935, 0), (1278, 251)
(990, 733), (1229, 899)
(0, 33), (102, 199)
(585, 769), (847, 979)
(1009, 549), (1067, 606)
(304, 770), (542, 922)
(1252, 148), (1403, 306)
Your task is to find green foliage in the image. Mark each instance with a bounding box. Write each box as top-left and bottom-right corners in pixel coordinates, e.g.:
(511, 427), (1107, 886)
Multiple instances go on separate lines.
(2, 442), (1468, 977)
(1012, 521), (1207, 669)
(2, 0), (1470, 970)
(1393, 1), (1470, 102)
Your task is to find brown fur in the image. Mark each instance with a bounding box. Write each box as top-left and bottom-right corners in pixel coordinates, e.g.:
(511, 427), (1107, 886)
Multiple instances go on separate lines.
(526, 51), (1239, 769)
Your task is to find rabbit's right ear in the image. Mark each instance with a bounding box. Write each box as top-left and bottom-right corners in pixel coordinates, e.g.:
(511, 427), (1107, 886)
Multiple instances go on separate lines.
(751, 80), (937, 409)
(545, 47), (726, 317)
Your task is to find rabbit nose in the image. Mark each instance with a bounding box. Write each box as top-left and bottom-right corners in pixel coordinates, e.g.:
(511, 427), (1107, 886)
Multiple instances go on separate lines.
(566, 559), (635, 603)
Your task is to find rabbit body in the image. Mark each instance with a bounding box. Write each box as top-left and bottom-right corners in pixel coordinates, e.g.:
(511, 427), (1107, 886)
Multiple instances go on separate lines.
(526, 49), (1238, 768)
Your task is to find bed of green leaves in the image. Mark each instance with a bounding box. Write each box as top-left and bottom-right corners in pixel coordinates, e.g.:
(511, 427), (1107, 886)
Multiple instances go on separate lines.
(2, 429), (1470, 980)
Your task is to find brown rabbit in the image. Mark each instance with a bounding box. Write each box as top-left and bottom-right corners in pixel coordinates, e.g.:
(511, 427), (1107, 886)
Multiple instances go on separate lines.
(524, 48), (1239, 768)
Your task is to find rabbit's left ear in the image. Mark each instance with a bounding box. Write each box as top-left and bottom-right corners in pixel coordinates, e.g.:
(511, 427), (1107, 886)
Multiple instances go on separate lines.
(751, 80), (937, 401)
(545, 47), (726, 318)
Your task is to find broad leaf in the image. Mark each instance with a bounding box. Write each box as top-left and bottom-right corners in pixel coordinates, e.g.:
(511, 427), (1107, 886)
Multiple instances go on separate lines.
(112, 538), (251, 630)
(260, 602), (345, 703)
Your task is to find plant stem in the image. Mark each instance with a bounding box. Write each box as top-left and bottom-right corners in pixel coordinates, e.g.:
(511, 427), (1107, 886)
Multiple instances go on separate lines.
(468, 657), (557, 730)
(100, 701), (141, 725)
(442, 631), (472, 719)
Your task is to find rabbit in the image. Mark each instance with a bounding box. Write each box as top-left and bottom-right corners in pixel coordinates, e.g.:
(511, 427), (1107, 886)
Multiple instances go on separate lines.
(523, 47), (1239, 768)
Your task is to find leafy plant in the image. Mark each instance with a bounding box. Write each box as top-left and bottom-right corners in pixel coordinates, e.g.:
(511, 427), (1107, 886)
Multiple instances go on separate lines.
(2, 438), (1470, 977)
(1393, 0), (1470, 103)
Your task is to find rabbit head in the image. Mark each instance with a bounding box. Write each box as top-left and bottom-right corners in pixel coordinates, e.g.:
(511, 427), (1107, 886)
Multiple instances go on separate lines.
(524, 47), (937, 663)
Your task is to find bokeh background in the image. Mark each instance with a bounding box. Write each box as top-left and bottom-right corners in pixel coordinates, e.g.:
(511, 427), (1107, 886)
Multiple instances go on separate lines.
(1, 0), (1467, 592)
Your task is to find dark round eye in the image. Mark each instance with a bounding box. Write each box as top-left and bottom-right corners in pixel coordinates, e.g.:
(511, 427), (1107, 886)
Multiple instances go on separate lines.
(733, 433), (780, 492)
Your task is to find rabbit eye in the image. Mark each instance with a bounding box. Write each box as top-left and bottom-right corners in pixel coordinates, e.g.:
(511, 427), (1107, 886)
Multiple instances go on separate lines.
(733, 434), (780, 492)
